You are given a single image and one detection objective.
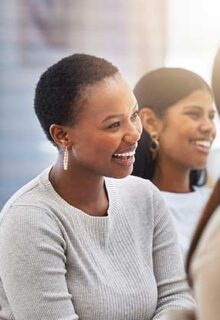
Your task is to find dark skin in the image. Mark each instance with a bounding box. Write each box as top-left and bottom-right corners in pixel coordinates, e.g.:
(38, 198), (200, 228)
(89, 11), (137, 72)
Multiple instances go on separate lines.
(152, 161), (191, 193)
(49, 163), (108, 216)
(49, 76), (142, 216)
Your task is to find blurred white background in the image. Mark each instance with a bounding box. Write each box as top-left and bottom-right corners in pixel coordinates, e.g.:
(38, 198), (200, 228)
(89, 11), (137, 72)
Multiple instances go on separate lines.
(0, 0), (219, 208)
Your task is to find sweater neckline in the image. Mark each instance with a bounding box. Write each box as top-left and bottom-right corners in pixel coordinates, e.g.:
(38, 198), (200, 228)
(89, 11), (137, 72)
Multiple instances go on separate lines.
(39, 167), (118, 221)
(161, 186), (209, 198)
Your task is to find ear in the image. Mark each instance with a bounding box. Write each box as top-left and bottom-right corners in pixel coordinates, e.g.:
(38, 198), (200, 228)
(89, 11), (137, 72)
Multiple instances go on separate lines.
(138, 108), (162, 136)
(49, 124), (71, 148)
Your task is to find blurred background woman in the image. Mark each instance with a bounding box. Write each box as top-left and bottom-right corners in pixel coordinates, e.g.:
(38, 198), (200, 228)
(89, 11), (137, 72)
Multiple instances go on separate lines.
(132, 67), (216, 258)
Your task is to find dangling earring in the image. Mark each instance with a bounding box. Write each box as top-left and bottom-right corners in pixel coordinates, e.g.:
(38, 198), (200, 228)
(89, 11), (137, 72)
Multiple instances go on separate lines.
(150, 133), (159, 160)
(63, 146), (69, 171)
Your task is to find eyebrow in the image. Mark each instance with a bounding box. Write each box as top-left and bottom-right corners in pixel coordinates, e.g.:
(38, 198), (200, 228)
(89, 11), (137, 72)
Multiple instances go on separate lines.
(102, 103), (138, 123)
(183, 105), (215, 113)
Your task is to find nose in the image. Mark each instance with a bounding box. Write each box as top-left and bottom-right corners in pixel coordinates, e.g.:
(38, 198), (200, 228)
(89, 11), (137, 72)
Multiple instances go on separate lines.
(199, 117), (216, 136)
(123, 121), (142, 144)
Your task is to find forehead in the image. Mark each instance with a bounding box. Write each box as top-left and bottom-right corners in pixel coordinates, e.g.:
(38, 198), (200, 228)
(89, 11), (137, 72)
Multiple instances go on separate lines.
(77, 75), (136, 119)
(166, 89), (213, 115)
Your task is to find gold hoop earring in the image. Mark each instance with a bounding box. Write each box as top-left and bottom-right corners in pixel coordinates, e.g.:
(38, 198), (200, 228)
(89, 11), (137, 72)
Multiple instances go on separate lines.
(150, 133), (159, 160)
(63, 146), (69, 171)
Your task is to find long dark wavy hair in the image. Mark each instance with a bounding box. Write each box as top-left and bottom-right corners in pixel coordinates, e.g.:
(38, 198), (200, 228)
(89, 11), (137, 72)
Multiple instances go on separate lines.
(132, 67), (212, 189)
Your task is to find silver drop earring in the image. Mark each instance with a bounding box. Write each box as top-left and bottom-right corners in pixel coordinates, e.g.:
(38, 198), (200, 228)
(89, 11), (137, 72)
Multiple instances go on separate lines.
(63, 146), (69, 171)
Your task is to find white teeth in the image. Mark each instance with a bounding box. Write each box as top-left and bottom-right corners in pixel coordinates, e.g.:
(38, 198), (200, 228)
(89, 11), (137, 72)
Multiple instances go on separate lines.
(193, 140), (212, 148)
(114, 151), (135, 157)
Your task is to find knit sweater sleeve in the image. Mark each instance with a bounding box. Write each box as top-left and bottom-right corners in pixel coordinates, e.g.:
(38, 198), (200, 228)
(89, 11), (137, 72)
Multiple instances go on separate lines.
(151, 187), (195, 319)
(0, 205), (78, 320)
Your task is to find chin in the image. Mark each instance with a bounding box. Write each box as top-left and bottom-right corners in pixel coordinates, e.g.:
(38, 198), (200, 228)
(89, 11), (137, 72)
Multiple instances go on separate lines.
(191, 162), (207, 170)
(188, 157), (208, 170)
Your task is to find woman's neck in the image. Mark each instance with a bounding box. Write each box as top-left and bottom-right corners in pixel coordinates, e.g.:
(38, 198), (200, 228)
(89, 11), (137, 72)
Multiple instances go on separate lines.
(152, 162), (191, 193)
(49, 160), (109, 216)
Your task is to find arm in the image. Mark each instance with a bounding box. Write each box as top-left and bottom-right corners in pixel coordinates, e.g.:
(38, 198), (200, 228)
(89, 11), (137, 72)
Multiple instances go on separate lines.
(151, 188), (195, 319)
(0, 206), (78, 320)
(191, 207), (220, 320)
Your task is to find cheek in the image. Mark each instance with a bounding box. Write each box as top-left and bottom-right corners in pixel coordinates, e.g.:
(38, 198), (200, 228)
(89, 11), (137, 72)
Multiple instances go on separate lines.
(136, 117), (143, 133)
(159, 128), (186, 153)
(92, 136), (120, 154)
(161, 121), (194, 140)
(160, 139), (179, 154)
(212, 125), (217, 138)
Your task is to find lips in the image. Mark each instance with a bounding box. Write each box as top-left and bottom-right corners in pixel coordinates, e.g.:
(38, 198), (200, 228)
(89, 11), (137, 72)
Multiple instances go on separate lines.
(112, 150), (135, 159)
(112, 144), (137, 160)
(191, 139), (212, 149)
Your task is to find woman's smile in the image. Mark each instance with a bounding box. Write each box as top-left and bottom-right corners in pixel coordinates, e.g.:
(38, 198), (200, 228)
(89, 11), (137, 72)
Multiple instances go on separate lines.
(66, 76), (142, 179)
(189, 138), (213, 155)
(112, 147), (137, 167)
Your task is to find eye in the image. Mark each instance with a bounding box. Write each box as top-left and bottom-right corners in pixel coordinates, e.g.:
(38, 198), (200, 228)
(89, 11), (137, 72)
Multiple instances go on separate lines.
(131, 111), (139, 120)
(209, 112), (215, 121)
(185, 111), (201, 120)
(107, 121), (120, 129)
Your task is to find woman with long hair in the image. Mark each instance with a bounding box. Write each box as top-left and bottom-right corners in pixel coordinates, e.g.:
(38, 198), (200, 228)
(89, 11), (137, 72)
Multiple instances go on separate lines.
(132, 67), (216, 257)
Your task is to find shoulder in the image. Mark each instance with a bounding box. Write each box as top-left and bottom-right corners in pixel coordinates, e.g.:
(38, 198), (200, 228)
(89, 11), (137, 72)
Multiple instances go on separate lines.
(108, 174), (155, 190)
(106, 176), (167, 220)
(0, 168), (55, 227)
(0, 176), (40, 220)
(161, 186), (211, 208)
(194, 185), (212, 198)
(107, 175), (161, 200)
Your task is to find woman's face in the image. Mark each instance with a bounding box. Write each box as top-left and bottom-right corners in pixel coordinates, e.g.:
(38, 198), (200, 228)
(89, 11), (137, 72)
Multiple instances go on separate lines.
(67, 75), (142, 179)
(157, 89), (216, 170)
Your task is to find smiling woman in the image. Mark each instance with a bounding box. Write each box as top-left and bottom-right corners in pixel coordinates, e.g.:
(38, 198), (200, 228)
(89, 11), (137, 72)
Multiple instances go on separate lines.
(0, 54), (194, 320)
(132, 67), (216, 258)
(54, 76), (142, 184)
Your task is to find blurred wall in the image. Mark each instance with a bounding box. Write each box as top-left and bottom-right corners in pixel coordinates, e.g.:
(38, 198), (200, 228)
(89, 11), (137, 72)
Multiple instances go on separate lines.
(0, 0), (167, 208)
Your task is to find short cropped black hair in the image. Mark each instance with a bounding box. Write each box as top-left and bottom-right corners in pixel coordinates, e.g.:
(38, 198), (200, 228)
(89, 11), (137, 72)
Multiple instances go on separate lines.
(34, 53), (119, 144)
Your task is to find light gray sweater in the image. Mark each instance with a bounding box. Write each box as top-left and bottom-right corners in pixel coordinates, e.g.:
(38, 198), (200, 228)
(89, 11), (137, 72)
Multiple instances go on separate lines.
(0, 168), (194, 320)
